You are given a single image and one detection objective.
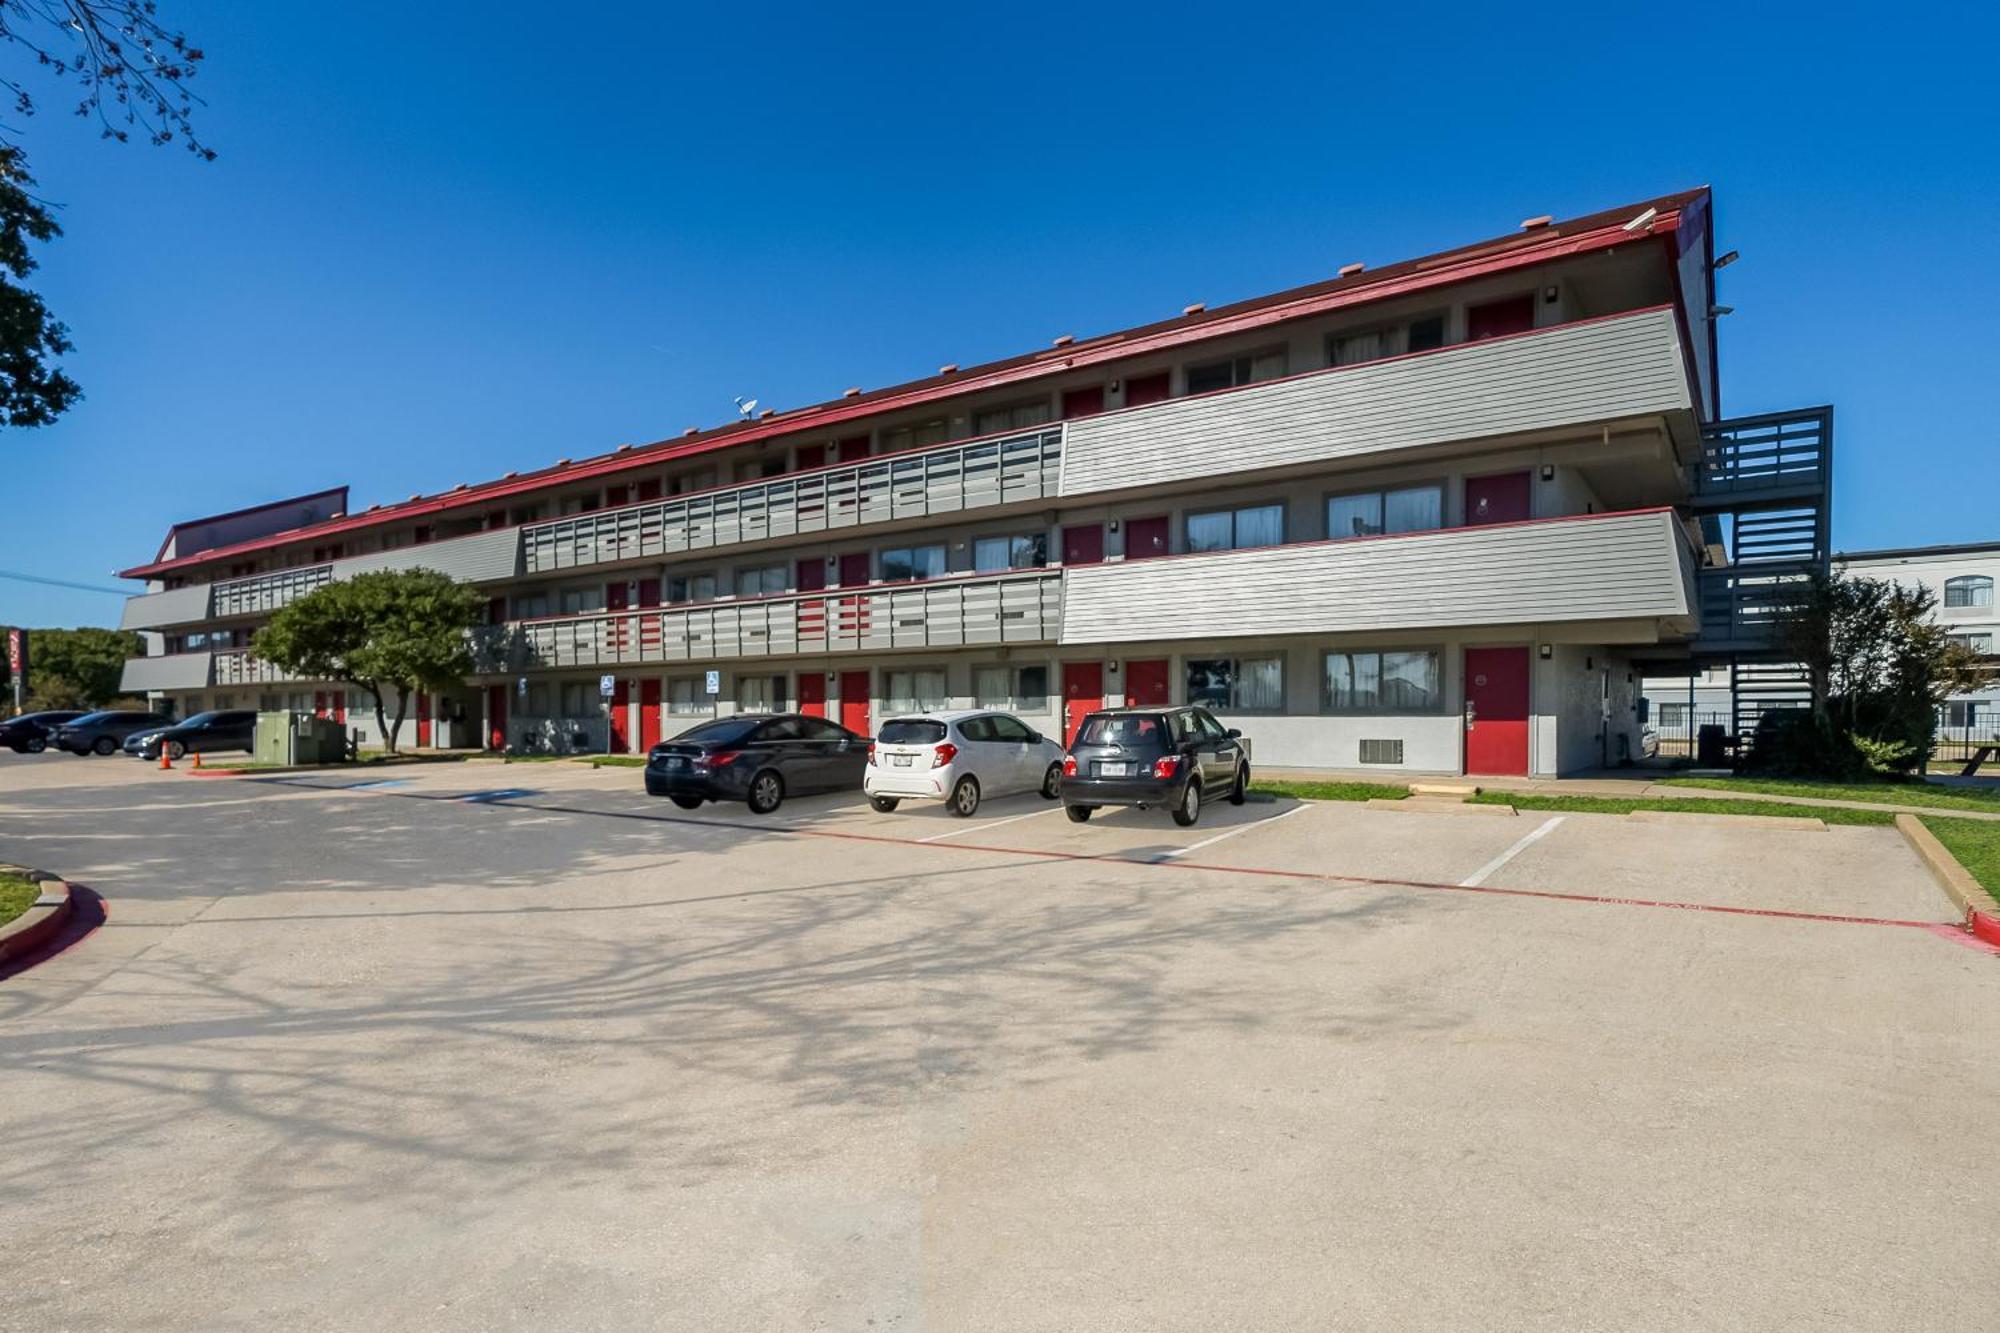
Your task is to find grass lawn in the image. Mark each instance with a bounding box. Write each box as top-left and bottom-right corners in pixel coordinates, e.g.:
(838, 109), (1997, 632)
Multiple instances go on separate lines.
(1660, 775), (2000, 814)
(0, 873), (39, 930)
(205, 752), (472, 772)
(1252, 779), (1409, 802)
(583, 756), (647, 768)
(1918, 817), (2000, 907)
(1470, 791), (1896, 827)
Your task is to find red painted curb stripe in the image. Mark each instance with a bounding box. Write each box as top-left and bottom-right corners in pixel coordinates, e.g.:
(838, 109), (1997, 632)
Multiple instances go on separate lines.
(1972, 910), (2000, 948)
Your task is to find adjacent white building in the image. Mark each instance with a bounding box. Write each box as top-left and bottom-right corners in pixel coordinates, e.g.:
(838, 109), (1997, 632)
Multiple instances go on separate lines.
(1839, 542), (2000, 740)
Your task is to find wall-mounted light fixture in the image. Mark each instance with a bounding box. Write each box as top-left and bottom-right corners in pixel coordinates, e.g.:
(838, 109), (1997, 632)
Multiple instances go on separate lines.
(1538, 644), (1553, 660)
(1108, 660), (1120, 674)
(1713, 249), (1740, 270)
(1108, 519), (1121, 533)
(1543, 285), (1559, 303)
(1539, 464), (1555, 482)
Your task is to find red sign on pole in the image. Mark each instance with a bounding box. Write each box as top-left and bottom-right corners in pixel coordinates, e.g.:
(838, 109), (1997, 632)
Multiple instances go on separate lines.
(6, 627), (22, 676)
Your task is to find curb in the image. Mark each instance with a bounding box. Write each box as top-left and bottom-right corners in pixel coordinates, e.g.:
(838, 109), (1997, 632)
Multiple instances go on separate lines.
(0, 864), (74, 963)
(1894, 814), (2000, 944)
(1627, 809), (1826, 832)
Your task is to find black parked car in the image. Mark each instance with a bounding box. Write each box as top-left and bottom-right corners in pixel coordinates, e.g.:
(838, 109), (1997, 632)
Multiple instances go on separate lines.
(0, 710), (87, 754)
(645, 713), (869, 814)
(51, 709), (176, 756)
(1059, 705), (1251, 827)
(125, 709), (258, 761)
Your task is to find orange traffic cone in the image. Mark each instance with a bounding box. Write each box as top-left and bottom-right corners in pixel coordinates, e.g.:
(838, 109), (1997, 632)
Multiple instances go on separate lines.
(190, 751), (203, 771)
(158, 746), (173, 771)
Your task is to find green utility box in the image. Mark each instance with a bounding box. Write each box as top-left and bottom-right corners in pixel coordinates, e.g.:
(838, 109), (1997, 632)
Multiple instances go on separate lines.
(254, 712), (351, 766)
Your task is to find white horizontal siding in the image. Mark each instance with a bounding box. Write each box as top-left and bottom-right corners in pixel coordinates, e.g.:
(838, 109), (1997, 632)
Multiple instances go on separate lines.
(119, 584), (212, 631)
(1058, 510), (1692, 645)
(1060, 307), (1691, 496)
(120, 653), (213, 692)
(337, 526), (522, 583)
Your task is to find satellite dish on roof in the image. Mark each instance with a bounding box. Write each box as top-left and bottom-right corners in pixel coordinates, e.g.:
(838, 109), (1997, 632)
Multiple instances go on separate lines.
(734, 396), (759, 418)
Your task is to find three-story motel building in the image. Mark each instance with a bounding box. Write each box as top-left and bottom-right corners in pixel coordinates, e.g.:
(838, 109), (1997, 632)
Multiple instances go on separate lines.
(116, 188), (1831, 777)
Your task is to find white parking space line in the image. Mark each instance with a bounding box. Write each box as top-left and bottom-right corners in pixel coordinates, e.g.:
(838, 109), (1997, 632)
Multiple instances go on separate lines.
(1154, 801), (1310, 860)
(1458, 815), (1566, 887)
(916, 805), (1063, 842)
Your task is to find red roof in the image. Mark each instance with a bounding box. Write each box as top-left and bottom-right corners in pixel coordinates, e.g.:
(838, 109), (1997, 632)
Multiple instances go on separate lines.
(120, 188), (1707, 580)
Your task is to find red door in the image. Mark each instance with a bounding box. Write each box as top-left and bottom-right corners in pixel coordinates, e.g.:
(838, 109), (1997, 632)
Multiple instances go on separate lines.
(1124, 371), (1171, 407)
(610, 679), (630, 752)
(796, 442), (827, 471)
(1125, 659), (1170, 706)
(796, 558), (828, 592)
(487, 596), (508, 626)
(416, 691), (433, 748)
(837, 552), (871, 587)
(798, 673), (828, 719)
(330, 690), (347, 724)
(606, 580), (631, 655)
(605, 484), (629, 508)
(639, 679), (662, 751)
(1464, 647), (1530, 776)
(1465, 472), (1531, 527)
(1467, 294), (1536, 341)
(1062, 661), (1104, 747)
(1124, 516), (1169, 561)
(636, 578), (661, 608)
(1061, 385), (1105, 419)
(1063, 524), (1105, 566)
(313, 691), (327, 719)
(487, 685), (508, 751)
(837, 435), (870, 463)
(636, 477), (662, 501)
(839, 671), (872, 737)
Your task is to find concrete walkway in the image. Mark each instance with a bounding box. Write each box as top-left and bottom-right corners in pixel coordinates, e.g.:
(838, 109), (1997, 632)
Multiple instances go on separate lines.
(1263, 767), (2000, 821)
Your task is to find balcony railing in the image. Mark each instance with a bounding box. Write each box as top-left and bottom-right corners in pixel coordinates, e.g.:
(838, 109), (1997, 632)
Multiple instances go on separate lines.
(212, 565), (334, 619)
(473, 570), (1062, 672)
(520, 428), (1063, 575)
(212, 649), (302, 686)
(1691, 407), (1832, 505)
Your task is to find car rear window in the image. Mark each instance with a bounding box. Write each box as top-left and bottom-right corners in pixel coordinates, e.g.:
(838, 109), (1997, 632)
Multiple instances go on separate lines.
(1075, 714), (1167, 748)
(672, 718), (760, 746)
(879, 718), (947, 745)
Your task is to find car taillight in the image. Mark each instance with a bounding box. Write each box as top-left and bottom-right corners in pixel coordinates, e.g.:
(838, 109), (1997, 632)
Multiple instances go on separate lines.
(1152, 755), (1182, 779)
(694, 749), (741, 769)
(930, 742), (958, 769)
(865, 742), (876, 765)
(1061, 754), (1077, 777)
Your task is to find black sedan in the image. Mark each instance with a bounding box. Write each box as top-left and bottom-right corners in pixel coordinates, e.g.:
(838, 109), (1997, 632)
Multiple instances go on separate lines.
(125, 709), (258, 761)
(645, 713), (869, 814)
(51, 709), (176, 756)
(0, 710), (87, 754)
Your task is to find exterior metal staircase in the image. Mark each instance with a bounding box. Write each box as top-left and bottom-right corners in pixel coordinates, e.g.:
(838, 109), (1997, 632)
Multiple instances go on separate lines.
(1686, 407), (1832, 756)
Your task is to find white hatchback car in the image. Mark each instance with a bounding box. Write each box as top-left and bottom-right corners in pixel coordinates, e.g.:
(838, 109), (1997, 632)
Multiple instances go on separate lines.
(864, 709), (1066, 817)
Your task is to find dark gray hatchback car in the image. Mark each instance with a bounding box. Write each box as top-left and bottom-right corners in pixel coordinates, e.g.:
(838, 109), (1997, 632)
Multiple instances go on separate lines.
(1059, 705), (1250, 826)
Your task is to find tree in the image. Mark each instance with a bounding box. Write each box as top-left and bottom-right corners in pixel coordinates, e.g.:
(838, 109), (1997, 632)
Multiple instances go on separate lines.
(0, 1), (211, 427)
(0, 624), (142, 712)
(1769, 570), (1983, 775)
(252, 570), (485, 754)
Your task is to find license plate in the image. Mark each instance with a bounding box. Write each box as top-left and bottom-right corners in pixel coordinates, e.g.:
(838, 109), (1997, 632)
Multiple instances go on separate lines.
(1097, 761), (1130, 777)
(663, 756), (686, 769)
(890, 754), (913, 767)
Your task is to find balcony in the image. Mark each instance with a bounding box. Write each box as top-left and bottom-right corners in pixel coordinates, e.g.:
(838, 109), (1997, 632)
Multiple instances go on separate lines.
(520, 428), (1063, 575)
(212, 650), (303, 687)
(1060, 305), (1695, 497)
(119, 583), (214, 632)
(1059, 509), (1697, 644)
(473, 570), (1062, 673)
(212, 565), (334, 619)
(120, 652), (213, 693)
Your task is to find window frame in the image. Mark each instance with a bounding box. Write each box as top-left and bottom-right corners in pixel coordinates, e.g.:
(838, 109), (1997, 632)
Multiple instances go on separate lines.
(972, 662), (1051, 713)
(970, 397), (1053, 436)
(972, 532), (1049, 574)
(1184, 345), (1289, 396)
(1186, 502), (1286, 553)
(1324, 480), (1447, 542)
(1320, 647), (1445, 715)
(879, 543), (949, 583)
(1943, 575), (1994, 609)
(1184, 655), (1286, 714)
(883, 666), (949, 714)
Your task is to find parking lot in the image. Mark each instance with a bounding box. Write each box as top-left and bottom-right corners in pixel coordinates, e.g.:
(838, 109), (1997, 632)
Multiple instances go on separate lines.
(2, 751), (1997, 1331)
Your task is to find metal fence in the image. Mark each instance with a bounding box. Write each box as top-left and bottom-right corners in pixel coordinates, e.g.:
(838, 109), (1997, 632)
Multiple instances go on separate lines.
(1646, 709), (1733, 759)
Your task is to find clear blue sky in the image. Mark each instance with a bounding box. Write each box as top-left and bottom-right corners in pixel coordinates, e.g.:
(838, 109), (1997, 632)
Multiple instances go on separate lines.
(3, 1), (1995, 627)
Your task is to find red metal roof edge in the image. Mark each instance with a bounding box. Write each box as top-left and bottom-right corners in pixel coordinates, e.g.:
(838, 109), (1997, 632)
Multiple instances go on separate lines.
(121, 188), (1706, 579)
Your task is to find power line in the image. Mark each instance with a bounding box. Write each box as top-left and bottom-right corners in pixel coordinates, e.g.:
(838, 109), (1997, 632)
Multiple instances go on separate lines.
(0, 568), (130, 597)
